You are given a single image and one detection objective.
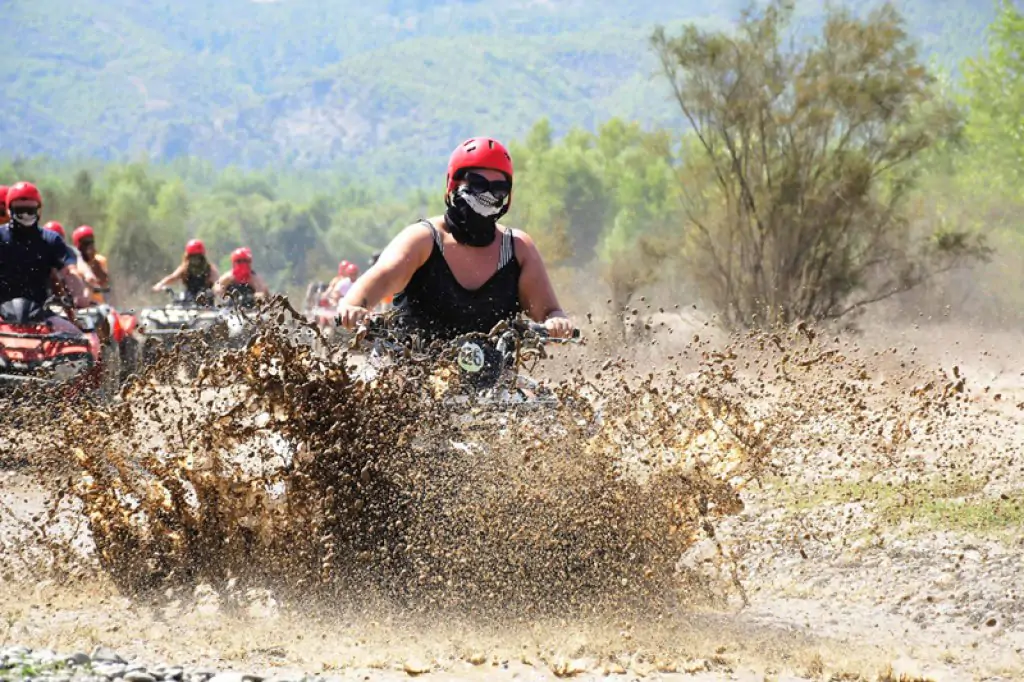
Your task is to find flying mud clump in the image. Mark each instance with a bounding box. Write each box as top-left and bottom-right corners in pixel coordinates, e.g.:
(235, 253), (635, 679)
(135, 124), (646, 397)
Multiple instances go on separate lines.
(22, 301), (772, 619)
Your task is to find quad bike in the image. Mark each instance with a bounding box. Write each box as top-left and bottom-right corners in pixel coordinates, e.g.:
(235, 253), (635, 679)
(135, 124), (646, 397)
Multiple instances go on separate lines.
(347, 315), (596, 465)
(216, 290), (267, 349)
(136, 288), (223, 365)
(75, 288), (140, 383)
(302, 281), (333, 328)
(351, 315), (584, 413)
(0, 297), (120, 395)
(301, 281), (352, 345)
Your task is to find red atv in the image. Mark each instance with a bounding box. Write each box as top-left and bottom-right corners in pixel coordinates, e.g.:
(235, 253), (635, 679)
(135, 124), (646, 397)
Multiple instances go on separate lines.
(0, 297), (119, 393)
(75, 292), (140, 384)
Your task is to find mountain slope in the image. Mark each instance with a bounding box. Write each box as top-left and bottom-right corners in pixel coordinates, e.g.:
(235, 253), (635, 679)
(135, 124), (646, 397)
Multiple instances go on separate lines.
(0, 0), (999, 181)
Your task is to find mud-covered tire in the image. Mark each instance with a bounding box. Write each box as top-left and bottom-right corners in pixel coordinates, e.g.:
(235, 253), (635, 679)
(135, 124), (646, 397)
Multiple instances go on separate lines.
(98, 341), (122, 400)
(119, 336), (141, 384)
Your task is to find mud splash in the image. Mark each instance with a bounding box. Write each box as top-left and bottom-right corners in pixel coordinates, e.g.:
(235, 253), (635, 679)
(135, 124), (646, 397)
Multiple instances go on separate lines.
(2, 301), (773, 622)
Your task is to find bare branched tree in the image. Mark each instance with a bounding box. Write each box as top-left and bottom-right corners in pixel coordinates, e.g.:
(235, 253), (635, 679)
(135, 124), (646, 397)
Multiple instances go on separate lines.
(652, 0), (989, 327)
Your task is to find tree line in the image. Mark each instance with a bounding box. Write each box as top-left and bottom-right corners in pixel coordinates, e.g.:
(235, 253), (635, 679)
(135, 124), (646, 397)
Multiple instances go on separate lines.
(4, 0), (1023, 328)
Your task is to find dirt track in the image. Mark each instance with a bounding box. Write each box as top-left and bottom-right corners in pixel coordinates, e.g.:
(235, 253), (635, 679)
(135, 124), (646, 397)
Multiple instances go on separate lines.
(2, 313), (1024, 682)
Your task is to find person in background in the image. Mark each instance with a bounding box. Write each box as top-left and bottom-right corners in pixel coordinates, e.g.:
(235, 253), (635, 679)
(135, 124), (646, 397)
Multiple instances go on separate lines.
(152, 239), (219, 302)
(43, 221), (79, 267)
(213, 247), (269, 306)
(326, 260), (354, 306)
(72, 225), (109, 305)
(0, 182), (90, 334)
(0, 185), (8, 226)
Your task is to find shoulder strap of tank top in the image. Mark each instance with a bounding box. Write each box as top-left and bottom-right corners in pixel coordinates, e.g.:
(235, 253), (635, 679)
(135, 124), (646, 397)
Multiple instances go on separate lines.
(419, 219), (444, 254)
(498, 228), (515, 269)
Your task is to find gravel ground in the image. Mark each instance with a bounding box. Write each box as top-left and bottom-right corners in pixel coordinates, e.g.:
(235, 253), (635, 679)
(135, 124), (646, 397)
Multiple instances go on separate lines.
(4, 317), (1024, 682)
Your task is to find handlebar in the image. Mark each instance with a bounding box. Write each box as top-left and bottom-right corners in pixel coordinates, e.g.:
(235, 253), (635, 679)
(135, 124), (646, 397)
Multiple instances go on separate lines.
(511, 319), (582, 342)
(353, 316), (582, 343)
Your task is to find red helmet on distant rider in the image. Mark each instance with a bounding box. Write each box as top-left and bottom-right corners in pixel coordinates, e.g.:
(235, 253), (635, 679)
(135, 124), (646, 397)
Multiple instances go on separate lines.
(43, 221), (65, 239)
(346, 262), (360, 278)
(338, 259), (351, 276)
(446, 137), (514, 209)
(185, 239), (206, 256)
(6, 182), (43, 207)
(73, 225), (95, 248)
(231, 247), (253, 284)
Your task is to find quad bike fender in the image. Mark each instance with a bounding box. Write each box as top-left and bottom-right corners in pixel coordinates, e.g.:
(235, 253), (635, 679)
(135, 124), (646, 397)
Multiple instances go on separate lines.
(110, 311), (137, 342)
(85, 331), (102, 362)
(118, 313), (138, 336)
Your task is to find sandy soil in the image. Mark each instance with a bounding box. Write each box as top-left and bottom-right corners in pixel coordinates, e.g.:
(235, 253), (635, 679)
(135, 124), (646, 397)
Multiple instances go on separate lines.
(2, 313), (1023, 682)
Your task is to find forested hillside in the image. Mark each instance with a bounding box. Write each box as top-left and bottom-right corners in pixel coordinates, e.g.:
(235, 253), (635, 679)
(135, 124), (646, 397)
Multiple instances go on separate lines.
(4, 0), (1023, 329)
(0, 0), (998, 179)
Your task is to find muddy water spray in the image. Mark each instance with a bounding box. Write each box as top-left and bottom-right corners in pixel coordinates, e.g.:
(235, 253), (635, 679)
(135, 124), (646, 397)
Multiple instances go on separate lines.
(1, 301), (776, 621)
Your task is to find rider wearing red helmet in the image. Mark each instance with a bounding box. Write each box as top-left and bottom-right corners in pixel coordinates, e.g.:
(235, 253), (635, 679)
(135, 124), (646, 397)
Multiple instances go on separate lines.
(44, 221), (79, 268)
(72, 225), (110, 304)
(152, 239), (220, 302)
(213, 246), (270, 306)
(326, 259), (361, 305)
(338, 137), (573, 339)
(43, 221), (65, 239)
(0, 182), (90, 334)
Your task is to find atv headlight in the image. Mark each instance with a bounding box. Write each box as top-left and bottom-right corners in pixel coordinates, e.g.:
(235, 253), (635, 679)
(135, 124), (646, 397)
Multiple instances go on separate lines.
(458, 342), (486, 373)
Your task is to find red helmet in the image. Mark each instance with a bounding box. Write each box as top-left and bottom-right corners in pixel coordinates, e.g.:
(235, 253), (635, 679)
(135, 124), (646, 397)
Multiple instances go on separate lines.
(446, 137), (514, 196)
(346, 262), (360, 278)
(73, 225), (95, 247)
(185, 239), (206, 256)
(6, 182), (43, 207)
(338, 259), (351, 276)
(231, 247), (253, 263)
(44, 221), (66, 238)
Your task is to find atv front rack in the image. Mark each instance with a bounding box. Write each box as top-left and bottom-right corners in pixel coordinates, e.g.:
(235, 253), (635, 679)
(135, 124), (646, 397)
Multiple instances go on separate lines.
(0, 329), (88, 342)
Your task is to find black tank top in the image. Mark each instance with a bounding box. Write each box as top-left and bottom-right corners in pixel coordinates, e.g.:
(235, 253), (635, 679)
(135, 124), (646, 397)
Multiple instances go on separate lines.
(393, 220), (521, 341)
(184, 266), (210, 298)
(225, 280), (256, 307)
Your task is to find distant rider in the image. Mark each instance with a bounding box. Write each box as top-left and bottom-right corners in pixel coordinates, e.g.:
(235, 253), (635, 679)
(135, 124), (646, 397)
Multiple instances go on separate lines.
(152, 239), (219, 303)
(43, 221), (79, 267)
(72, 225), (110, 305)
(0, 182), (90, 334)
(338, 137), (573, 339)
(0, 185), (8, 226)
(327, 260), (359, 306)
(213, 247), (269, 307)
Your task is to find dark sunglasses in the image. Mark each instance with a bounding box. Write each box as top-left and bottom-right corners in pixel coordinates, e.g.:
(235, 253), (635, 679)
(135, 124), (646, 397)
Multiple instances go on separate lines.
(462, 171), (511, 198)
(234, 258), (252, 264)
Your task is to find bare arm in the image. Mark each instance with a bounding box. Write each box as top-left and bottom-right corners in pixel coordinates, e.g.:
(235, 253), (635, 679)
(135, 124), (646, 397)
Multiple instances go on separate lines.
(93, 255), (110, 286)
(514, 230), (566, 322)
(57, 266), (91, 309)
(153, 264), (186, 291)
(342, 223), (434, 310)
(212, 273), (230, 297)
(252, 273), (270, 296)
